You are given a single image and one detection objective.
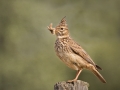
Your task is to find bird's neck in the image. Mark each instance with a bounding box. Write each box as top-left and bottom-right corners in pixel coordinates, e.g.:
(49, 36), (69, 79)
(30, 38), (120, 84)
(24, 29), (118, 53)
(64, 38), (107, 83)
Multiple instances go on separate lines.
(57, 35), (70, 39)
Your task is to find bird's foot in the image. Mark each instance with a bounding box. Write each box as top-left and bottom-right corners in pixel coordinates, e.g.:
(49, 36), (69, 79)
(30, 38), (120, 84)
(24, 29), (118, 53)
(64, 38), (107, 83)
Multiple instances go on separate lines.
(67, 79), (77, 83)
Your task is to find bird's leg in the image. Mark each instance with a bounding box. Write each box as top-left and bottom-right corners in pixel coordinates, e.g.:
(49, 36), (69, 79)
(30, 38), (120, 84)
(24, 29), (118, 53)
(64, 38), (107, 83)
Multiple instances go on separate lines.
(67, 69), (82, 82)
(74, 69), (82, 80)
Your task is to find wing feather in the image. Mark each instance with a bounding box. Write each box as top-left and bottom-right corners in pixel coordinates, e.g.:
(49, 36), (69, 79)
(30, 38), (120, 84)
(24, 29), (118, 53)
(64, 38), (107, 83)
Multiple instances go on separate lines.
(68, 38), (96, 66)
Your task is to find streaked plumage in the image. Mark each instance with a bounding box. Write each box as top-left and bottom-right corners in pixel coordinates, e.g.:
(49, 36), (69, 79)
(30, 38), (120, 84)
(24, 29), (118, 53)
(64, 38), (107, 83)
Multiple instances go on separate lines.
(48, 17), (106, 83)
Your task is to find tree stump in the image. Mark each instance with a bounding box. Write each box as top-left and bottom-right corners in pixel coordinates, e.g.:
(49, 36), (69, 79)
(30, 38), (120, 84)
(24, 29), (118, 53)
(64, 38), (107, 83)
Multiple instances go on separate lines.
(54, 80), (89, 90)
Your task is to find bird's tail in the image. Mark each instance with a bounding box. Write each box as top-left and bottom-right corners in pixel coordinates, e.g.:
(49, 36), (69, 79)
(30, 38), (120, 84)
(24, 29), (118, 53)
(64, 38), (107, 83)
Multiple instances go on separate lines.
(91, 67), (106, 83)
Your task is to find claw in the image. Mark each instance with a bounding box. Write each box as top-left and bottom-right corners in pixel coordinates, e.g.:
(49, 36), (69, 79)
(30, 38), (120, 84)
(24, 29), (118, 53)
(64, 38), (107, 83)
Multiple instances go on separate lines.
(67, 79), (77, 83)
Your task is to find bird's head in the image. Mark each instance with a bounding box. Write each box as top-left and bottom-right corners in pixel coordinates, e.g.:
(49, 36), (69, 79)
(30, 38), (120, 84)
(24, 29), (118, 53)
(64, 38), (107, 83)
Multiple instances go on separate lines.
(48, 17), (69, 38)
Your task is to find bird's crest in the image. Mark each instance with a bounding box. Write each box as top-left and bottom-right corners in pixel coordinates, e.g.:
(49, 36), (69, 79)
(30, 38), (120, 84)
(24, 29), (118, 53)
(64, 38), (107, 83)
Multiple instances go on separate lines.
(57, 16), (68, 28)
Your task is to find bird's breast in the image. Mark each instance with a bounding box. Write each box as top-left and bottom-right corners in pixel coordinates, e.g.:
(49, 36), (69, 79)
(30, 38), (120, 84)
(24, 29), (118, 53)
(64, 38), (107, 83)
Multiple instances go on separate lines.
(55, 43), (87, 70)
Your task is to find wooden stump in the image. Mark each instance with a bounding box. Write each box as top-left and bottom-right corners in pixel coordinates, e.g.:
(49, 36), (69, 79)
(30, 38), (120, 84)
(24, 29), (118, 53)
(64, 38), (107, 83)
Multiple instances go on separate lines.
(54, 80), (89, 90)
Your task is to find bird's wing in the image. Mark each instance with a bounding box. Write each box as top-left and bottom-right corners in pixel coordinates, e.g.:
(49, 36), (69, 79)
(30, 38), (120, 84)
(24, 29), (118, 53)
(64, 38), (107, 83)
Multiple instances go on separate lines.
(68, 39), (96, 66)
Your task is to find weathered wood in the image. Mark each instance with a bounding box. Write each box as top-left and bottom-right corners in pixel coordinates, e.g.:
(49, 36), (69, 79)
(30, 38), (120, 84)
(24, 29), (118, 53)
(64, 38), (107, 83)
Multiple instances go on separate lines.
(54, 80), (89, 90)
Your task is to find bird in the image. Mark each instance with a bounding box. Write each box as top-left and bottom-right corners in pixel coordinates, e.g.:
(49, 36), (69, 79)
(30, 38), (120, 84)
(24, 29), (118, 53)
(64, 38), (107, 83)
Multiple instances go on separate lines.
(47, 17), (106, 83)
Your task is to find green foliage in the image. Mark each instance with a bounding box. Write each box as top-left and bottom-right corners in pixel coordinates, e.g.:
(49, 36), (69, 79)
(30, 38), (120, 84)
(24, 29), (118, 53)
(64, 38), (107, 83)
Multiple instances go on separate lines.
(0, 0), (120, 90)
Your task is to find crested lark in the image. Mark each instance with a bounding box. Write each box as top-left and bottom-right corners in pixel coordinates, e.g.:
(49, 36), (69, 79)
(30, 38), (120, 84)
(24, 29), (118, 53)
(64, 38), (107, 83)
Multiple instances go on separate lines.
(47, 17), (106, 83)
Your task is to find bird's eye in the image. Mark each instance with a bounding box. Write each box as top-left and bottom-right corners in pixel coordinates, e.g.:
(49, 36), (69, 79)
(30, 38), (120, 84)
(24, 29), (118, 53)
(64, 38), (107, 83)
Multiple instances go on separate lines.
(60, 28), (64, 30)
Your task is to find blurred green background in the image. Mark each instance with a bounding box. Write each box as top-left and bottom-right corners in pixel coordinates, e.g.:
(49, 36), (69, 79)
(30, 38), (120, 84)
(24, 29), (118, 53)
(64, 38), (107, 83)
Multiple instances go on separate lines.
(0, 0), (120, 90)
